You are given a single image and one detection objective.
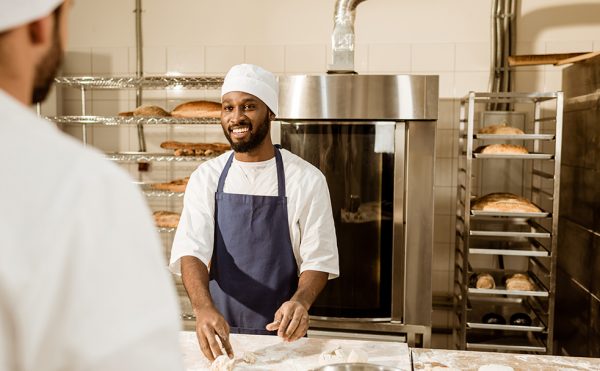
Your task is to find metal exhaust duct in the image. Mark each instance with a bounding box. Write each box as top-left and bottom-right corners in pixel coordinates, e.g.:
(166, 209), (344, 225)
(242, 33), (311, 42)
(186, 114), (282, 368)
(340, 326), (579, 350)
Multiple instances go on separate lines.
(329, 0), (368, 73)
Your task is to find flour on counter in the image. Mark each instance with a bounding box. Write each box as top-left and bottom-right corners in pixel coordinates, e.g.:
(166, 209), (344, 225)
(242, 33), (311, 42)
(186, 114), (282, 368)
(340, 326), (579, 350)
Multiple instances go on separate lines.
(478, 365), (514, 371)
(318, 346), (369, 366)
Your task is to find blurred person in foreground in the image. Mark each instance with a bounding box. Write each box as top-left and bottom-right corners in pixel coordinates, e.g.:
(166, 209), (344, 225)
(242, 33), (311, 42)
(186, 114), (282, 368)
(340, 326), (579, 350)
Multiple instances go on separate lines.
(0, 1), (184, 370)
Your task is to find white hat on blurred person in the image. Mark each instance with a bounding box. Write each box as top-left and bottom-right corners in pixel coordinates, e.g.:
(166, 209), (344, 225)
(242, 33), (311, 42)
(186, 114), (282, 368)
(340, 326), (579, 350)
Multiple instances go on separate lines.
(0, 0), (64, 33)
(221, 64), (279, 116)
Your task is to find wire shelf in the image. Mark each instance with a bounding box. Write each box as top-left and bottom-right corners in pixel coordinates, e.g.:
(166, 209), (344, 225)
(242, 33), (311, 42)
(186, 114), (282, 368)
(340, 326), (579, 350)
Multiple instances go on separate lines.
(138, 184), (185, 198)
(105, 152), (214, 163)
(48, 115), (221, 126)
(54, 75), (224, 89)
(157, 227), (177, 233)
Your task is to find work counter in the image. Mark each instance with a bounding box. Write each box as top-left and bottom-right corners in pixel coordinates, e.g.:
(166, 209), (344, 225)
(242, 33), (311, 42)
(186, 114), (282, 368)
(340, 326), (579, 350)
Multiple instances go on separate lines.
(180, 332), (600, 370)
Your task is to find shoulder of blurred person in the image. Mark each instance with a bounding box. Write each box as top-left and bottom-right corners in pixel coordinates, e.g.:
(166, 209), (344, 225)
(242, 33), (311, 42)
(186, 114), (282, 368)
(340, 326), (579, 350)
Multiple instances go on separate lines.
(0, 89), (185, 370)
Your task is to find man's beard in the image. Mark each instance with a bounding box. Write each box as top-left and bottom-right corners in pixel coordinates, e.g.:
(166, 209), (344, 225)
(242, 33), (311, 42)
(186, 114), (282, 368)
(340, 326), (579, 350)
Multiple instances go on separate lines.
(32, 28), (62, 104)
(223, 114), (271, 153)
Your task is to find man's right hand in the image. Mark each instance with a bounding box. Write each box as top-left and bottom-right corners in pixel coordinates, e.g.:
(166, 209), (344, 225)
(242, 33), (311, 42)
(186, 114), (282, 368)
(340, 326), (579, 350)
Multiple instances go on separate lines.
(194, 305), (234, 362)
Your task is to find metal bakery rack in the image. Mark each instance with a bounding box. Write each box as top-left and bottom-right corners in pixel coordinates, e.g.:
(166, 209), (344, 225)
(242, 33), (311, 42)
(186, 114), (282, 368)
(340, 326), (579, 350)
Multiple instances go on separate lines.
(453, 91), (563, 354)
(50, 75), (226, 328)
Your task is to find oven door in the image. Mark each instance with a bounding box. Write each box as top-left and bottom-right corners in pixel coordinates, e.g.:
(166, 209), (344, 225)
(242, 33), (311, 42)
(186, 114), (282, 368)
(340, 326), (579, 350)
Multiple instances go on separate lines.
(280, 121), (400, 319)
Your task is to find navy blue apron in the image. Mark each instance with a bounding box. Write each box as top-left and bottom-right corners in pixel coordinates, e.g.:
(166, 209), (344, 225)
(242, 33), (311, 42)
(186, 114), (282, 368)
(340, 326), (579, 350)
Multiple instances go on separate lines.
(209, 146), (298, 335)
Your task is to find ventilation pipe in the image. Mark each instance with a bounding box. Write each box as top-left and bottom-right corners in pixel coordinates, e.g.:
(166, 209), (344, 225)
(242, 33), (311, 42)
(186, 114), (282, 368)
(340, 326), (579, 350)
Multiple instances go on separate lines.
(328, 0), (368, 73)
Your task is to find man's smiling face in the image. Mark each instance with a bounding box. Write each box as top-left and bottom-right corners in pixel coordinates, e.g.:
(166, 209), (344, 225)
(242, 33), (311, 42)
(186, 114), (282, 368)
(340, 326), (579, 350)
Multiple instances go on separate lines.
(221, 91), (272, 153)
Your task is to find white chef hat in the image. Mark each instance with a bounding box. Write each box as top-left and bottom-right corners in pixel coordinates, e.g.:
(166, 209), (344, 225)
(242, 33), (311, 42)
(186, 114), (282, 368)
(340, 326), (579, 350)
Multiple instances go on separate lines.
(221, 64), (279, 116)
(0, 0), (64, 33)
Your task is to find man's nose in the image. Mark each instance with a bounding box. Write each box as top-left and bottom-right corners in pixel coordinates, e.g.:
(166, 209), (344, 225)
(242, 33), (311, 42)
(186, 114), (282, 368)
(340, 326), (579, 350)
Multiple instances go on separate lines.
(230, 107), (247, 123)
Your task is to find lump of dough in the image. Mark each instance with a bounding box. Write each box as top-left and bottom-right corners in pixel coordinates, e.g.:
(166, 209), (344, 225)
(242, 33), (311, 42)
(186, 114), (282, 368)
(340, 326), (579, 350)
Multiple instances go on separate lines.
(210, 355), (235, 371)
(241, 352), (257, 364)
(318, 346), (369, 366)
(347, 349), (368, 363)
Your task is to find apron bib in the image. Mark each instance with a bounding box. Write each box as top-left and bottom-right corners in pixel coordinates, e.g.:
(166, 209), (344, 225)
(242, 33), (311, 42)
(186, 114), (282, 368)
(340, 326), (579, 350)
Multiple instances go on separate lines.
(209, 146), (298, 334)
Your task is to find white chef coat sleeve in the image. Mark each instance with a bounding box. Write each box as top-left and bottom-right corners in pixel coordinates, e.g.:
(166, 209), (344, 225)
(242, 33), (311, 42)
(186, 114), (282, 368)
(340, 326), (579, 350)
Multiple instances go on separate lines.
(169, 166), (216, 274)
(297, 170), (340, 279)
(64, 163), (183, 371)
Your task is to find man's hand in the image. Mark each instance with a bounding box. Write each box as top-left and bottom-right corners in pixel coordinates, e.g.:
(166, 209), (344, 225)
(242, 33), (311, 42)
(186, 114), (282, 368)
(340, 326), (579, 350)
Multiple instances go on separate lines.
(265, 300), (309, 342)
(194, 305), (234, 362)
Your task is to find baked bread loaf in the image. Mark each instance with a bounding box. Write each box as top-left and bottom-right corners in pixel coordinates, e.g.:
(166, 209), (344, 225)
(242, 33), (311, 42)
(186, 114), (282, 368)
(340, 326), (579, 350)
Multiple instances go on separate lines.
(171, 100), (221, 118)
(475, 273), (496, 289)
(160, 141), (230, 156)
(472, 193), (541, 213)
(475, 144), (529, 154)
(149, 177), (189, 193)
(133, 105), (170, 117)
(505, 273), (535, 291)
(479, 123), (524, 135)
(153, 211), (180, 228)
(118, 111), (134, 117)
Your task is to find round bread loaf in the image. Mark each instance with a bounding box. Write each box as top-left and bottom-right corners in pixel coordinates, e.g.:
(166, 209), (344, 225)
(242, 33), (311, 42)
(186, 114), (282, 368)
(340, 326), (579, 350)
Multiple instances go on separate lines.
(133, 105), (170, 117)
(475, 273), (496, 289)
(171, 100), (221, 118)
(471, 193), (541, 213)
(153, 211), (180, 228)
(505, 273), (534, 291)
(477, 144), (529, 154)
(478, 123), (524, 135)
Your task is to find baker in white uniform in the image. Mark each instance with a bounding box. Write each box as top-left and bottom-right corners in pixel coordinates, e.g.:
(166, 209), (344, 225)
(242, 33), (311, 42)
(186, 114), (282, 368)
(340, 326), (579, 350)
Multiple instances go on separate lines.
(170, 64), (339, 361)
(0, 1), (184, 370)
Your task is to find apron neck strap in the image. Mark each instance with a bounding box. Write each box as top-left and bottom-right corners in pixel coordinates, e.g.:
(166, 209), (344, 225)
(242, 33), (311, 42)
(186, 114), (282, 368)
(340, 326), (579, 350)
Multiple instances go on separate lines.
(217, 146), (286, 197)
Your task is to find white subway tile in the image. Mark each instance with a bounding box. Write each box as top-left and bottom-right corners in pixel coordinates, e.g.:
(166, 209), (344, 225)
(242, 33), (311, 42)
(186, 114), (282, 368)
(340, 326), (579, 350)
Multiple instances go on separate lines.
(412, 43), (455, 72)
(435, 158), (453, 187)
(513, 71), (545, 92)
(91, 126), (129, 152)
(435, 129), (455, 159)
(422, 72), (454, 99)
(205, 46), (245, 74)
(437, 99), (457, 130)
(284, 45), (327, 73)
(62, 99), (92, 116)
(545, 40), (593, 54)
(545, 71), (563, 92)
(434, 214), (451, 244)
(245, 45), (285, 74)
(129, 47), (167, 75)
(167, 46), (205, 74)
(433, 243), (452, 271)
(91, 47), (129, 75)
(368, 44), (411, 73)
(62, 48), (92, 76)
(455, 43), (489, 72)
(91, 100), (133, 117)
(454, 72), (490, 98)
(594, 41), (600, 51)
(514, 42), (546, 72)
(40, 86), (59, 117)
(325, 44), (369, 73)
(432, 270), (452, 296)
(435, 186), (455, 216)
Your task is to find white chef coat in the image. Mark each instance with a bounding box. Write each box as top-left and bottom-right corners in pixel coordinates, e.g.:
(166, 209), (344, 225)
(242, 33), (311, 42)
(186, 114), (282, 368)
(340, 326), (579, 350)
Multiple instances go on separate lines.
(170, 149), (340, 279)
(0, 90), (184, 371)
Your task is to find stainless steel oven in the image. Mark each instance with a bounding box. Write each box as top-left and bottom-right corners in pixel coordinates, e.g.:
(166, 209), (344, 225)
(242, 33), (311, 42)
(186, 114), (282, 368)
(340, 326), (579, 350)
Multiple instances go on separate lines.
(277, 74), (438, 346)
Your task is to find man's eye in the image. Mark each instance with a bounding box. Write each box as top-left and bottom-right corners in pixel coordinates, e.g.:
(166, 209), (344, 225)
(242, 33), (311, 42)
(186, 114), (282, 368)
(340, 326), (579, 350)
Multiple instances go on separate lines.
(244, 105), (255, 110)
(223, 106), (232, 111)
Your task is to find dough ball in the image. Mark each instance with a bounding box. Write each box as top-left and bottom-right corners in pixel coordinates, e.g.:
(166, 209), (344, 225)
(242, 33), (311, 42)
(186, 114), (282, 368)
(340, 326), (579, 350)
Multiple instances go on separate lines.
(347, 348), (369, 363)
(210, 355), (235, 371)
(241, 351), (257, 364)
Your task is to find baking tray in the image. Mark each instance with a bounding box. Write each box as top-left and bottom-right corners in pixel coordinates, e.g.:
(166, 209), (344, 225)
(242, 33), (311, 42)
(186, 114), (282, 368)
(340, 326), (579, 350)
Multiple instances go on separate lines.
(467, 322), (545, 332)
(474, 134), (555, 141)
(471, 210), (550, 218)
(468, 287), (549, 297)
(473, 152), (554, 160)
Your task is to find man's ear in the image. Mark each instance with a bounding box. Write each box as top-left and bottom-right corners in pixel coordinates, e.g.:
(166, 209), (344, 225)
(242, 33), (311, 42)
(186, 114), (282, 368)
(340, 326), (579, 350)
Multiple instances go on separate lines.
(269, 111), (276, 120)
(27, 16), (53, 46)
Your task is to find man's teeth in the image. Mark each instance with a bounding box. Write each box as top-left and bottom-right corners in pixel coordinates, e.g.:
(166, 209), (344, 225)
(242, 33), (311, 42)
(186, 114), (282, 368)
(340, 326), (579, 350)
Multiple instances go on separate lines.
(232, 127), (250, 134)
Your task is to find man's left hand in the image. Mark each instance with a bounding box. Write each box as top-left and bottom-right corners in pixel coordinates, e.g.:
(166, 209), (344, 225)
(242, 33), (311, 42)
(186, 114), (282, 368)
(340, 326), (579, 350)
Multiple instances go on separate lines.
(265, 300), (309, 342)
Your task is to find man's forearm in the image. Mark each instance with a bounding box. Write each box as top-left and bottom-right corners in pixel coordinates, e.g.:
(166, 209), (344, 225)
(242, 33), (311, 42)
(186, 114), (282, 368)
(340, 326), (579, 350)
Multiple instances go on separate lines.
(289, 270), (328, 310)
(180, 256), (215, 313)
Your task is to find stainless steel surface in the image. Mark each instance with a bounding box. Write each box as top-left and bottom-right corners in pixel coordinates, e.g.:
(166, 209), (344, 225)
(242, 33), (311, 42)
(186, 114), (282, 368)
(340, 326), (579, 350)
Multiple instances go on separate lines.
(403, 121), (435, 327)
(46, 115), (220, 126)
(312, 363), (402, 371)
(54, 76), (224, 89)
(454, 91), (563, 354)
(278, 73), (437, 346)
(278, 75), (438, 121)
(329, 0), (367, 72)
(391, 123), (406, 323)
(135, 0), (146, 152)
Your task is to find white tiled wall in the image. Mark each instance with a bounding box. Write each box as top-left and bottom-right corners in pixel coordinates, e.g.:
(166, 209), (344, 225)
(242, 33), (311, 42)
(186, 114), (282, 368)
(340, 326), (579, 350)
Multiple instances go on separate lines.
(53, 0), (600, 344)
